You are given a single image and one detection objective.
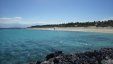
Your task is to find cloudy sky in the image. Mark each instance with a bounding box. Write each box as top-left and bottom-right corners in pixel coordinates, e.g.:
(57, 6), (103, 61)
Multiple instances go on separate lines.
(0, 0), (113, 28)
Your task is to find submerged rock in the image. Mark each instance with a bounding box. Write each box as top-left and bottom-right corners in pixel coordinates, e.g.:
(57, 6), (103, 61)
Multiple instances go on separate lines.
(46, 51), (63, 60)
(46, 53), (55, 60)
(36, 48), (113, 64)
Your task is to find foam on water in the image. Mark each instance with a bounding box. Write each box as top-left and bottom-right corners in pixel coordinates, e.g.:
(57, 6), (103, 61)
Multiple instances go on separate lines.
(0, 29), (113, 64)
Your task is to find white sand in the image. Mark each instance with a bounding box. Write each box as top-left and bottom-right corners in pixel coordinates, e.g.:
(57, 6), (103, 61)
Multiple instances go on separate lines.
(28, 27), (113, 33)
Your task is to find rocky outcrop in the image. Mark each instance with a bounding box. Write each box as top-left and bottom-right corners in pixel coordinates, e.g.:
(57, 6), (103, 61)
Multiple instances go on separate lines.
(36, 48), (113, 64)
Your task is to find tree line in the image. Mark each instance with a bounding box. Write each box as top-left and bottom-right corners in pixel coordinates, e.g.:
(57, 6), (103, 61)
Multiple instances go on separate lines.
(29, 20), (113, 28)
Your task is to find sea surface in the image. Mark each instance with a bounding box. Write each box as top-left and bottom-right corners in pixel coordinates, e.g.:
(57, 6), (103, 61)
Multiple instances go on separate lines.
(0, 29), (113, 64)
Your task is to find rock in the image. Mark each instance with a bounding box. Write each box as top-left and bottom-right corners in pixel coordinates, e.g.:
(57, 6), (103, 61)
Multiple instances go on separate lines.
(53, 58), (59, 63)
(46, 53), (55, 60)
(101, 59), (113, 64)
(41, 61), (50, 64)
(37, 48), (113, 64)
(46, 51), (63, 60)
(36, 61), (41, 64)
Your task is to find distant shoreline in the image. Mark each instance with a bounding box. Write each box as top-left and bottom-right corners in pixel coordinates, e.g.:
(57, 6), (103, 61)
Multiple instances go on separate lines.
(27, 27), (113, 34)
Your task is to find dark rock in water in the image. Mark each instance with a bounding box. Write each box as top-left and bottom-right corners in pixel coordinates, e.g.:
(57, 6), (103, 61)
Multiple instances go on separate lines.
(46, 51), (63, 60)
(55, 51), (62, 54)
(46, 53), (55, 60)
(37, 48), (113, 64)
(36, 61), (41, 64)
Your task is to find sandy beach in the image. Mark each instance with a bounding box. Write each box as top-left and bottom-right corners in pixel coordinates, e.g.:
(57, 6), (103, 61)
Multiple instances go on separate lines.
(28, 27), (113, 33)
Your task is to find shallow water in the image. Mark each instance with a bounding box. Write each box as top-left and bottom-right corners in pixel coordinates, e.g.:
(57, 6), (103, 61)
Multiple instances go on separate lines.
(0, 29), (113, 64)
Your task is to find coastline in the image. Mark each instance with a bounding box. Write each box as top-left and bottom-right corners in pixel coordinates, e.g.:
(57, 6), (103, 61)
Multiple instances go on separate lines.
(27, 27), (113, 34)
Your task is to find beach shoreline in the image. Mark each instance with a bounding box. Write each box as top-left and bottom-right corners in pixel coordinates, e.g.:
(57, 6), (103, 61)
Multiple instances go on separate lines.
(27, 27), (113, 33)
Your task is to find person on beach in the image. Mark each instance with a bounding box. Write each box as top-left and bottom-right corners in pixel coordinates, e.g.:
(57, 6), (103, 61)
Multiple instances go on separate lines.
(54, 27), (55, 30)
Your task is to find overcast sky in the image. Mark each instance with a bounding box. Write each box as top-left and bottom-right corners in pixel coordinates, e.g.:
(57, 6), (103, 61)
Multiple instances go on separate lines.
(0, 0), (113, 28)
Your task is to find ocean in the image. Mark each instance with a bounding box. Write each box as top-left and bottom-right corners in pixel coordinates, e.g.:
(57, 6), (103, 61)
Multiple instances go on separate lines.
(0, 29), (113, 64)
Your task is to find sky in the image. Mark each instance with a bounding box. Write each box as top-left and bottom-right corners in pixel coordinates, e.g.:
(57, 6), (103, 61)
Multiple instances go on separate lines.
(0, 0), (113, 28)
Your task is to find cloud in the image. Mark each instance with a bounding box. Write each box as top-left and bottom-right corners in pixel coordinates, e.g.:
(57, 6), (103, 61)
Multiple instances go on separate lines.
(0, 17), (39, 28)
(0, 17), (62, 28)
(14, 17), (22, 19)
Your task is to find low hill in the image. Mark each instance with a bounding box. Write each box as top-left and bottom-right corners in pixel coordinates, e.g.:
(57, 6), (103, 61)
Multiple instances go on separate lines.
(29, 20), (113, 28)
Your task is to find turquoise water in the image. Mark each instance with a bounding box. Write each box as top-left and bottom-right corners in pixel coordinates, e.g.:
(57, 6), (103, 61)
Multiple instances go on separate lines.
(0, 29), (113, 64)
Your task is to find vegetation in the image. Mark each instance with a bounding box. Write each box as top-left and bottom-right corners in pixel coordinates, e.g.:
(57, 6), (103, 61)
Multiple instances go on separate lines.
(29, 20), (113, 28)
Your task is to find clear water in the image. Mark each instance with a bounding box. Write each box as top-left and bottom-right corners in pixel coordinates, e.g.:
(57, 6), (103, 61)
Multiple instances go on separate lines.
(0, 29), (113, 64)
